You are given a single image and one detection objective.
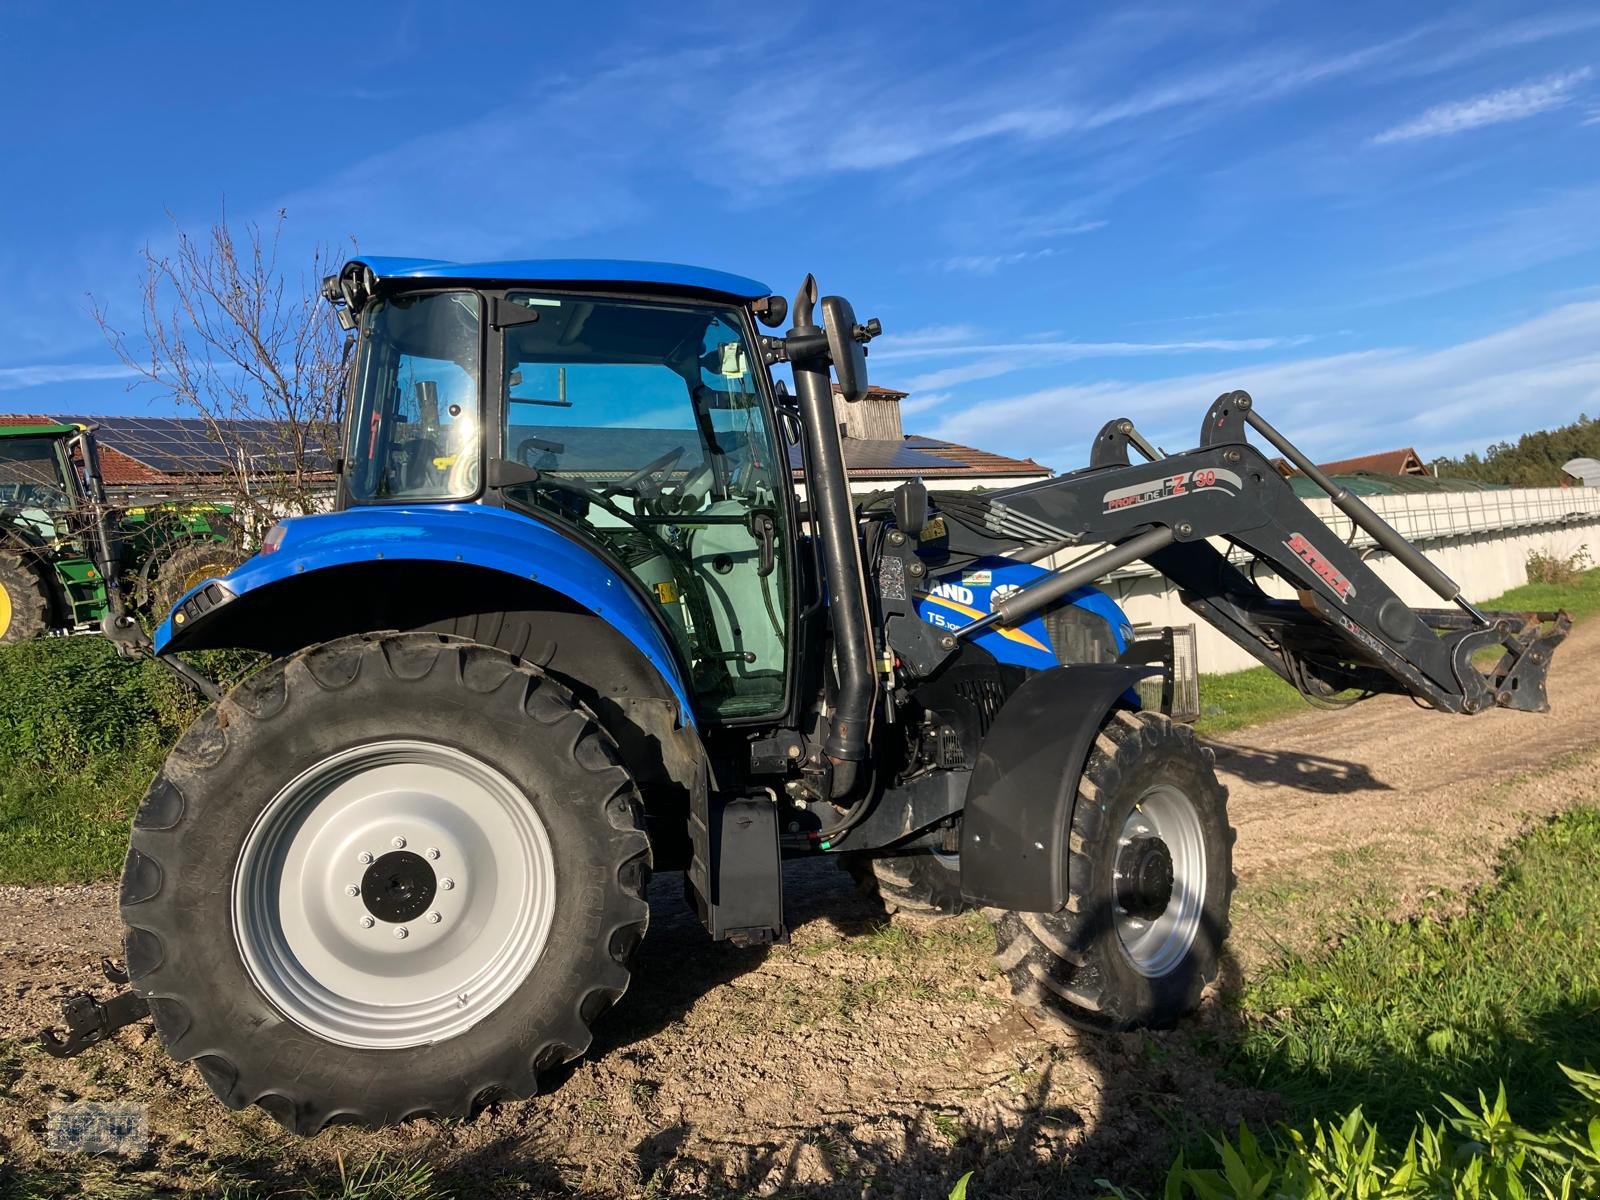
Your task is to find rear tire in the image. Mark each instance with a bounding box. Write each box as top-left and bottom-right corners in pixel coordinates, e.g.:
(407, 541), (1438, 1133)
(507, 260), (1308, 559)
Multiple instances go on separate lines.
(120, 633), (651, 1133)
(0, 551), (50, 644)
(844, 849), (969, 915)
(989, 710), (1232, 1031)
(150, 540), (248, 619)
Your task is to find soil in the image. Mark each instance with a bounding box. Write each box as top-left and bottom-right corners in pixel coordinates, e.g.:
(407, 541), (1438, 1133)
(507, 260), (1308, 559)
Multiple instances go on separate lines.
(2, 619), (1597, 1199)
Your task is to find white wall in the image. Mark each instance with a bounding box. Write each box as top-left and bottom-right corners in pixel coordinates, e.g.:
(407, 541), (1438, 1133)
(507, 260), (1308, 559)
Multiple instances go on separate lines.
(1039, 487), (1600, 674)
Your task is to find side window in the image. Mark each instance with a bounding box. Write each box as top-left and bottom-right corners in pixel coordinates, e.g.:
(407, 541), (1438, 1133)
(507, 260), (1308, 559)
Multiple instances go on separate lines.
(346, 292), (482, 502)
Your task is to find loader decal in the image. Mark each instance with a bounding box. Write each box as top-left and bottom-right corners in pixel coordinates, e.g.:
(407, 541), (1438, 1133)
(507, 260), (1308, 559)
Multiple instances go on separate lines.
(1284, 531), (1357, 603)
(1102, 468), (1242, 513)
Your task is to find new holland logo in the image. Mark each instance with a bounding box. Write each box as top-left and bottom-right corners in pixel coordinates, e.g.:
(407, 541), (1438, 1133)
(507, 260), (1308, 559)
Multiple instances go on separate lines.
(1102, 468), (1243, 513)
(1284, 531), (1357, 603)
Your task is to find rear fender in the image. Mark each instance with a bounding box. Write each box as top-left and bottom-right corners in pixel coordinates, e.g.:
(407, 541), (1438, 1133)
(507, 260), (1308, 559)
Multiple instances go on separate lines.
(959, 663), (1160, 912)
(157, 504), (697, 724)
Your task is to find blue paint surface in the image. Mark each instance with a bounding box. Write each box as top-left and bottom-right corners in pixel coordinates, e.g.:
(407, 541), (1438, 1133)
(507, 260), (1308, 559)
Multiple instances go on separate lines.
(156, 504), (697, 724)
(353, 257), (771, 300)
(914, 555), (1132, 671)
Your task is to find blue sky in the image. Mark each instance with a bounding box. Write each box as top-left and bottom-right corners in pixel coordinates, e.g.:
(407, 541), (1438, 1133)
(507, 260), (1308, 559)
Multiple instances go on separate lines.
(2, 2), (1598, 470)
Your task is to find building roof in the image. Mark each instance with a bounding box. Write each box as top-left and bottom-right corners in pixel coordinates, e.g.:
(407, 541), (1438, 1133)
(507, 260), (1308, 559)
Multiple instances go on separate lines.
(1314, 447), (1428, 476)
(1287, 471), (1507, 498)
(352, 257), (772, 301)
(788, 434), (1047, 481)
(1563, 457), (1600, 487)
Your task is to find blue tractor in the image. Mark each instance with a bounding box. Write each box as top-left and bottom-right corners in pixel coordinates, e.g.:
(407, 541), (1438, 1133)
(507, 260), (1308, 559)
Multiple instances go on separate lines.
(80, 259), (1564, 1131)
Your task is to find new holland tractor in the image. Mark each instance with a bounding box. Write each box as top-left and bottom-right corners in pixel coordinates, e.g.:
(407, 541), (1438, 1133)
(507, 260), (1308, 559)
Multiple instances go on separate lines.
(0, 421), (241, 648)
(43, 259), (1567, 1134)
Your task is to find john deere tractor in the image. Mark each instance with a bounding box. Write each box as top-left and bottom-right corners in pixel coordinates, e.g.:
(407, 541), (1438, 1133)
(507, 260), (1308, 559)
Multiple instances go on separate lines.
(42, 259), (1566, 1134)
(0, 422), (243, 647)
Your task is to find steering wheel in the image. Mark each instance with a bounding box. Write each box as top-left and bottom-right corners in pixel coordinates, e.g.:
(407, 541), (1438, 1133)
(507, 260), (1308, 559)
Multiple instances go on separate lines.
(516, 436), (565, 466)
(615, 446), (686, 498)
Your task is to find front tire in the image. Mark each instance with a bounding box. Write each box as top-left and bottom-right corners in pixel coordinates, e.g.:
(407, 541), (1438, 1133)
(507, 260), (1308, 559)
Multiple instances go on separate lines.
(989, 710), (1232, 1031)
(120, 633), (651, 1133)
(0, 551), (50, 644)
(843, 849), (969, 915)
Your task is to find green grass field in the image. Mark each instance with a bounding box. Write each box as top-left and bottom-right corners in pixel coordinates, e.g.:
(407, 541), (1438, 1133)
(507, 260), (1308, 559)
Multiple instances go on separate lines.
(1236, 802), (1600, 1135)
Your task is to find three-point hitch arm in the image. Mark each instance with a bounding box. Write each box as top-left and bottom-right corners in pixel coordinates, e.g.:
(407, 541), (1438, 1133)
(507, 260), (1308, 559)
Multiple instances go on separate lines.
(925, 391), (1568, 714)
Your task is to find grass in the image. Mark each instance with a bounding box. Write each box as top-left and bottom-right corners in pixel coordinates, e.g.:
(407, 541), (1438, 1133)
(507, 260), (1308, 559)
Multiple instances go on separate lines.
(1232, 803), (1600, 1136)
(1192, 565), (1600, 738)
(2, 1154), (447, 1200)
(0, 637), (202, 885)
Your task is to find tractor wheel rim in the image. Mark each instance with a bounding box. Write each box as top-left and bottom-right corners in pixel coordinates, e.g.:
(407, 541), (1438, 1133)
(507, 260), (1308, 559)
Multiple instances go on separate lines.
(233, 739), (556, 1049)
(0, 581), (11, 639)
(1113, 784), (1206, 978)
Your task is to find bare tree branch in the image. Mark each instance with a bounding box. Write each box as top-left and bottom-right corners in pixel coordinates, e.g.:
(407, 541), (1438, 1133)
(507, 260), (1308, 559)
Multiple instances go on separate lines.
(91, 207), (352, 528)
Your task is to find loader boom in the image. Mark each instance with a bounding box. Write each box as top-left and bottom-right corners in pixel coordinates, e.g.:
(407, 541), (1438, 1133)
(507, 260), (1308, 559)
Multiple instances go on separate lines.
(930, 391), (1568, 714)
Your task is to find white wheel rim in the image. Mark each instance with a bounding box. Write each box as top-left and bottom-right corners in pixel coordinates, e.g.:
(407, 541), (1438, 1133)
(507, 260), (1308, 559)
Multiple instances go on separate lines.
(1113, 784), (1207, 978)
(233, 740), (556, 1049)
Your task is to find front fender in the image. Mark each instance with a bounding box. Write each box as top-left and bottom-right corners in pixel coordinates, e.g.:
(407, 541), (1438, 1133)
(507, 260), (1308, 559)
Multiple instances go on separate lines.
(157, 504), (697, 724)
(959, 663), (1160, 912)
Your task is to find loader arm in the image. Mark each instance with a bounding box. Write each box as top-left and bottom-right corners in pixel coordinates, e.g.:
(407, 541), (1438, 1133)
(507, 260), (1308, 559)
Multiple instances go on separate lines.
(930, 391), (1568, 714)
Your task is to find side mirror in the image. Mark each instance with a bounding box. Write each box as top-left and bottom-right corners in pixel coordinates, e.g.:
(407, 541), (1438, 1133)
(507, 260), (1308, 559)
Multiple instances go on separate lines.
(822, 295), (869, 402)
(892, 479), (929, 538)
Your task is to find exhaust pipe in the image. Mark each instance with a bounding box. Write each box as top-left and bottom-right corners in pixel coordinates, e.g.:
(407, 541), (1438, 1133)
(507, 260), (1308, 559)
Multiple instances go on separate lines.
(786, 276), (877, 788)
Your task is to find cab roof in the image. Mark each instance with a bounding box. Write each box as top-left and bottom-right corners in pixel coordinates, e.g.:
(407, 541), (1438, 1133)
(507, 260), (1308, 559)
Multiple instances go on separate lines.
(0, 421), (78, 437)
(352, 257), (772, 302)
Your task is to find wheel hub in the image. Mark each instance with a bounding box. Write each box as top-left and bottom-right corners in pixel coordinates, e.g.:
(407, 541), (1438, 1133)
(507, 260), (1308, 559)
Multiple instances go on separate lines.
(360, 850), (437, 923)
(1115, 837), (1174, 920)
(1112, 785), (1208, 978)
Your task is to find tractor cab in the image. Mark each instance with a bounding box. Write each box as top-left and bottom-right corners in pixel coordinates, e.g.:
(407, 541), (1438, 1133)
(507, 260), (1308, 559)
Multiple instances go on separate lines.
(1, 423), (79, 538)
(330, 260), (802, 721)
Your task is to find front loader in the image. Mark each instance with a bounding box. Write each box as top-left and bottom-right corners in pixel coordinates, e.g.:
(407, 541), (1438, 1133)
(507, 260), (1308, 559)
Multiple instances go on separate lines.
(43, 258), (1566, 1132)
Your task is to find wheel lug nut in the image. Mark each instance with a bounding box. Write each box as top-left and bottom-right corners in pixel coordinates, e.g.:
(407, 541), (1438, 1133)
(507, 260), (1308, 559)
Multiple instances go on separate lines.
(345, 884), (360, 897)
(359, 916), (375, 929)
(426, 847), (440, 860)
(394, 926), (409, 940)
(357, 851), (373, 864)
(392, 836), (407, 849)
(426, 912), (442, 924)
(440, 878), (455, 891)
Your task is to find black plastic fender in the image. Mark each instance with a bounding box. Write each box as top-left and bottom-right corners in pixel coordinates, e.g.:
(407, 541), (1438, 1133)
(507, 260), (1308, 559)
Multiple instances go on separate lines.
(959, 664), (1160, 912)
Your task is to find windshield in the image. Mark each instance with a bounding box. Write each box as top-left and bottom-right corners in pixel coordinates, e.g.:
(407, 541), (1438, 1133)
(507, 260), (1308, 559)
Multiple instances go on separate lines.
(0, 436), (71, 511)
(500, 293), (791, 719)
(346, 291), (483, 502)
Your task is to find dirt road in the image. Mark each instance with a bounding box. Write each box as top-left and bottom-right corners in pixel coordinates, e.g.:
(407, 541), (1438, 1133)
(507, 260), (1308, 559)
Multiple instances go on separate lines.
(3, 620), (1597, 1198)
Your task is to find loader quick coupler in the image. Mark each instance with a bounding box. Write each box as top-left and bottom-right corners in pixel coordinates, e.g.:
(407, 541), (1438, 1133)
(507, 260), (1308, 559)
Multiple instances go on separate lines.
(38, 959), (151, 1059)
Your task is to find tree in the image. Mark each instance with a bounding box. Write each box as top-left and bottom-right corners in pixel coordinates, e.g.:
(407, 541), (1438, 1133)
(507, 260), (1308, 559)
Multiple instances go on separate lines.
(1430, 413), (1600, 487)
(93, 208), (351, 528)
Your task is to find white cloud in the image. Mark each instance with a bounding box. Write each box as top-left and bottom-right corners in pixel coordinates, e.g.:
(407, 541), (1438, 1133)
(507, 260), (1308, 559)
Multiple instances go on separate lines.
(897, 391), (952, 417)
(925, 302), (1600, 470)
(936, 248), (1058, 274)
(0, 363), (138, 391)
(1371, 69), (1594, 145)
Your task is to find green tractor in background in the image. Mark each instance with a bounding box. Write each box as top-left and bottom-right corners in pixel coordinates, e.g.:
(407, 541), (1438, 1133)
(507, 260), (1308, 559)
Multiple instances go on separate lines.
(0, 422), (245, 647)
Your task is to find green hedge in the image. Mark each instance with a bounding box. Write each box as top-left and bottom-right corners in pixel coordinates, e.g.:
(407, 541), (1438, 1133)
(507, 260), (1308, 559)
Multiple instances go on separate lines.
(0, 638), (202, 884)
